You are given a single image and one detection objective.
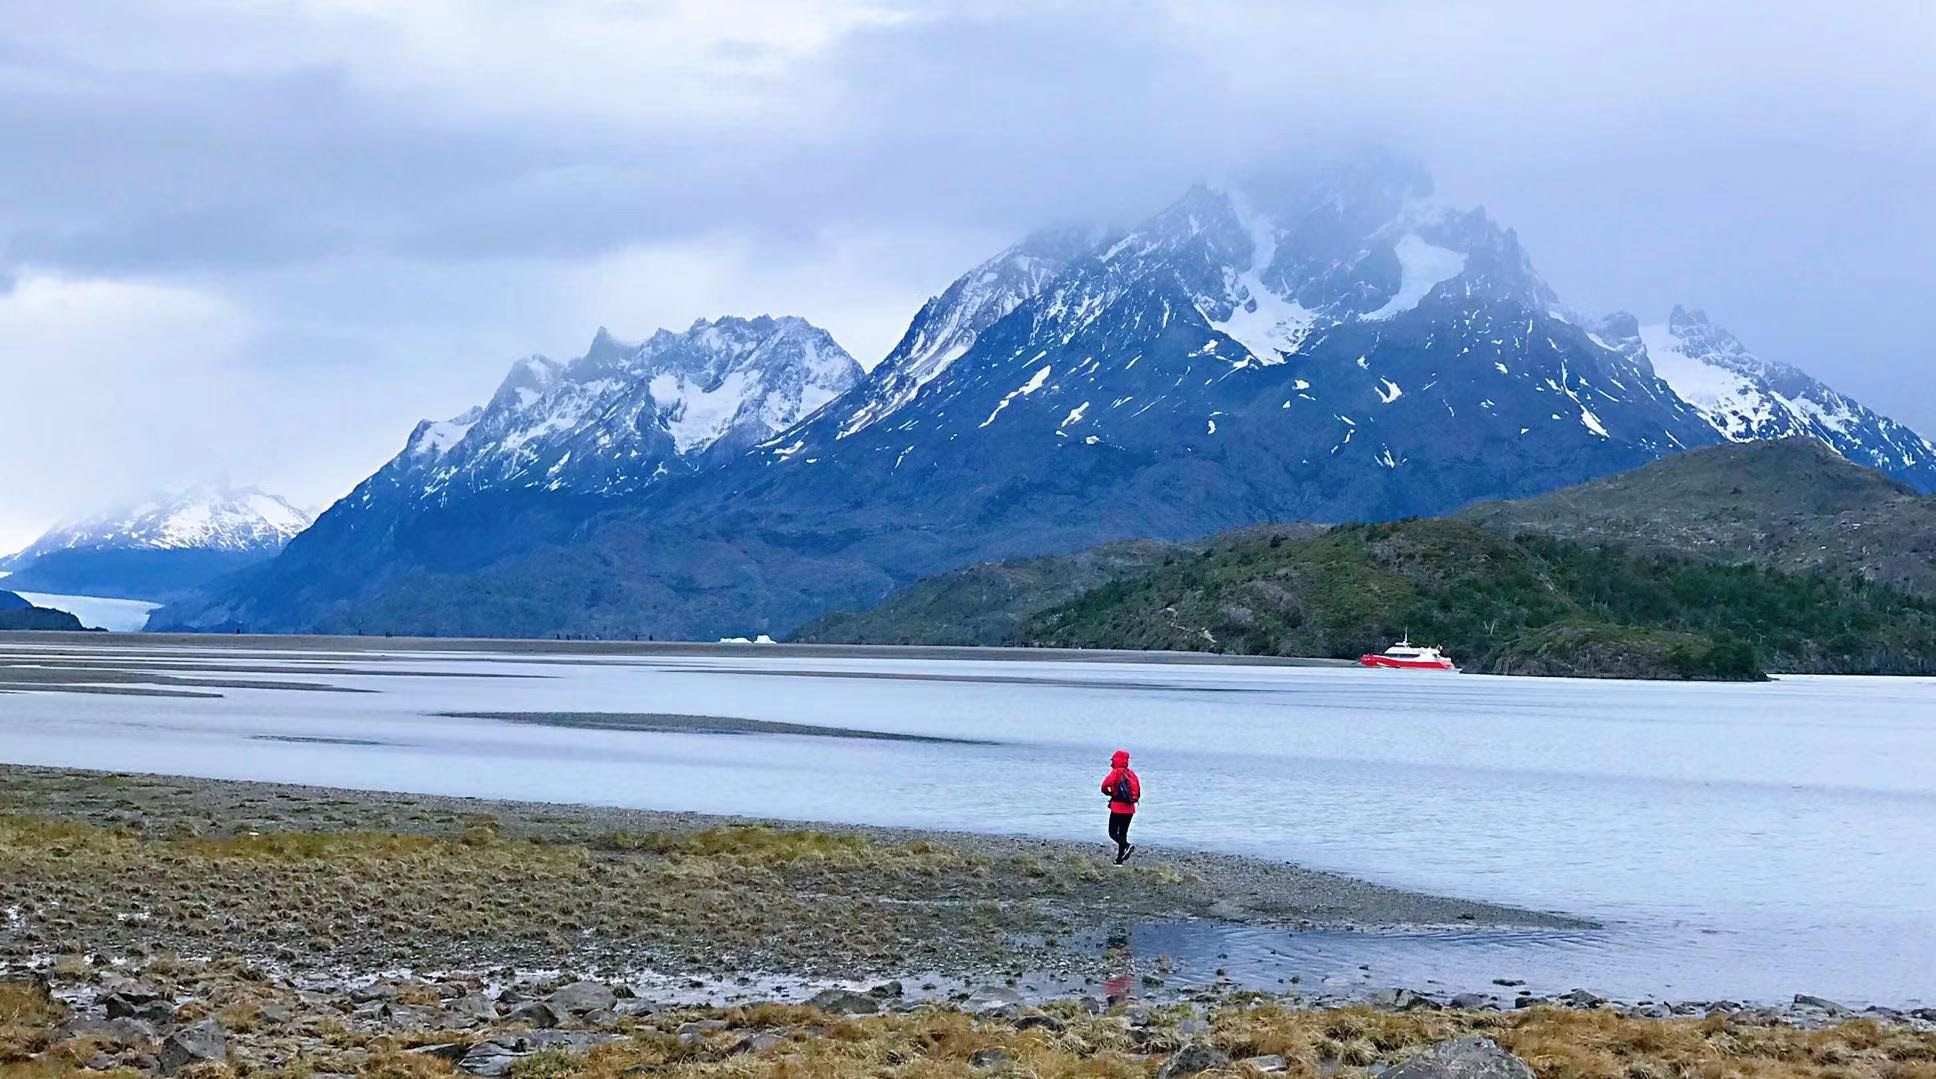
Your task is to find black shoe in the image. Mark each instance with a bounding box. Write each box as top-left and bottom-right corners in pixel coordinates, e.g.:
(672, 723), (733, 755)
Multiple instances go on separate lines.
(1119, 844), (1135, 863)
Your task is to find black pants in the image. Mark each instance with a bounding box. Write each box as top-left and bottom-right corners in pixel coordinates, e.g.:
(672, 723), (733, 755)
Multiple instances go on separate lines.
(1107, 811), (1133, 852)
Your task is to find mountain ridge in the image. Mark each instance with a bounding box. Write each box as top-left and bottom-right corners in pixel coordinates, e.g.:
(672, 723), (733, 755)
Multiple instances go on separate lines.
(156, 155), (1936, 638)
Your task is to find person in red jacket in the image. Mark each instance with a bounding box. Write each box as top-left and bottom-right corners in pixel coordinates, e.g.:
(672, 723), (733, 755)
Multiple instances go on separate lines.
(1100, 749), (1141, 864)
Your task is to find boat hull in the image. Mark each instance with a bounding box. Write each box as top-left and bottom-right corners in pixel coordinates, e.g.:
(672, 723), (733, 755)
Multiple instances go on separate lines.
(1358, 655), (1458, 671)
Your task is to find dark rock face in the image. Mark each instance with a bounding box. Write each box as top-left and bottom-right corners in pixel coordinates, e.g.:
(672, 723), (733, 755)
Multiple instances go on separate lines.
(1385, 1037), (1536, 1079)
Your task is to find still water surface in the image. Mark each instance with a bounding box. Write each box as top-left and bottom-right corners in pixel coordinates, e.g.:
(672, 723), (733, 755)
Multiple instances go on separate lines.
(1, 641), (1930, 1005)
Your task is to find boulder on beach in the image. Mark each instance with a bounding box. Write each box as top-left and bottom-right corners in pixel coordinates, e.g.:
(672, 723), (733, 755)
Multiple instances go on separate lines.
(1386, 1037), (1536, 1079)
(159, 1019), (226, 1075)
(805, 988), (881, 1015)
(547, 980), (617, 1015)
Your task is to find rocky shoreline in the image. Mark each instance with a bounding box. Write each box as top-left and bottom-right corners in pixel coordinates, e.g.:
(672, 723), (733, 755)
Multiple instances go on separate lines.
(1, 766), (1931, 1077)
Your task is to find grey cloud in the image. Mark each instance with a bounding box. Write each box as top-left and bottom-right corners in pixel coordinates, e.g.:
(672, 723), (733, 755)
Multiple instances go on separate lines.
(1, 0), (1932, 547)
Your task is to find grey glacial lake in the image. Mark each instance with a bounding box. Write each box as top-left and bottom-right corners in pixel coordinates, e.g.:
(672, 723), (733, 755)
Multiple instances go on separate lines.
(2, 638), (1932, 1006)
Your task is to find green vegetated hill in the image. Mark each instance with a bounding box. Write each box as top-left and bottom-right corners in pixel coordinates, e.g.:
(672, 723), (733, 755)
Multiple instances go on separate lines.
(800, 441), (1936, 679)
(1459, 438), (1936, 598)
(1016, 519), (1936, 679)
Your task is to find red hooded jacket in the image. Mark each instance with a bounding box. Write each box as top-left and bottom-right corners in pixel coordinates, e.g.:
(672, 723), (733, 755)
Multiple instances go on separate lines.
(1101, 750), (1141, 815)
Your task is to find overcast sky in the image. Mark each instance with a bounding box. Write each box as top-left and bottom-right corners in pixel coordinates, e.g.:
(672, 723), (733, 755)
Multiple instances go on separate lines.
(3, 0), (1933, 550)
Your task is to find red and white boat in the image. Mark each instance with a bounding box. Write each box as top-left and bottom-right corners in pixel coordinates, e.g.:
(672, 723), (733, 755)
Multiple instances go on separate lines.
(1358, 638), (1459, 671)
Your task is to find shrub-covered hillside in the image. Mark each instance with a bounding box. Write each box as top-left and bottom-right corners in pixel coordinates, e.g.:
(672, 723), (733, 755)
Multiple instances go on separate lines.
(1014, 520), (1936, 680)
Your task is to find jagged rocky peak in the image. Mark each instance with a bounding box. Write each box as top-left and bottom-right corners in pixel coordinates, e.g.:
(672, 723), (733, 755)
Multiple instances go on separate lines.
(1636, 306), (1936, 491)
(829, 226), (1109, 439)
(382, 314), (862, 503)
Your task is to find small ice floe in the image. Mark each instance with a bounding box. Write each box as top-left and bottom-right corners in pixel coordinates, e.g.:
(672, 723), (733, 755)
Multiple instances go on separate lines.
(717, 635), (777, 645)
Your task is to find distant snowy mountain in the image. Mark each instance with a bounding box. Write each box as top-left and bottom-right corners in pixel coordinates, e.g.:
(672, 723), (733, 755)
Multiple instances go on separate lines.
(7, 487), (310, 562)
(153, 315), (861, 631)
(362, 315), (860, 513)
(160, 152), (1936, 639)
(1612, 307), (1936, 490)
(1, 486), (312, 604)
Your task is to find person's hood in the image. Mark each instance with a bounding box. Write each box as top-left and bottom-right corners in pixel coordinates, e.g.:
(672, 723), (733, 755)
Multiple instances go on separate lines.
(1111, 750), (1130, 769)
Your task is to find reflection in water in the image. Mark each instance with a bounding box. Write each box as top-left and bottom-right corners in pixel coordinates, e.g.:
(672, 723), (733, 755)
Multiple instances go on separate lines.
(1103, 929), (1134, 1005)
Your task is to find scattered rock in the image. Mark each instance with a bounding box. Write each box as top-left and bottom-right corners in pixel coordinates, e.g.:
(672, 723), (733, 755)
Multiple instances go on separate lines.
(97, 976), (162, 1003)
(1158, 1042), (1232, 1078)
(446, 994), (497, 1024)
(731, 1031), (786, 1055)
(806, 988), (881, 1015)
(1385, 1037), (1535, 1079)
(547, 980), (617, 1015)
(868, 980), (904, 999)
(158, 1019), (226, 1075)
(1176, 1017), (1212, 1037)
(1241, 1055), (1289, 1074)
(381, 1002), (448, 1030)
(348, 981), (397, 1004)
(1370, 987), (1436, 1010)
(1793, 994), (1847, 1014)
(409, 1043), (470, 1064)
(1558, 989), (1606, 1009)
(676, 1019), (729, 1036)
(61, 1015), (156, 1047)
(456, 1041), (517, 1077)
(458, 1031), (620, 1076)
(965, 985), (1027, 1017)
(1449, 993), (1494, 1011)
(969, 1047), (1015, 1069)
(1013, 1012), (1065, 1033)
(504, 1000), (560, 1027)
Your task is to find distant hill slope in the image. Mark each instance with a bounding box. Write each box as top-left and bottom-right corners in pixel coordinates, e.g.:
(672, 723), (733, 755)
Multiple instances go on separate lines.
(793, 539), (1190, 646)
(1015, 519), (1936, 678)
(1458, 438), (1936, 597)
(803, 442), (1936, 678)
(0, 591), (88, 631)
(792, 527), (1326, 646)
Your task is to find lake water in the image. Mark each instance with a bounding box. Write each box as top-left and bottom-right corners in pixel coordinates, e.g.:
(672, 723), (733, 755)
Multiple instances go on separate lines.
(1, 639), (1931, 1007)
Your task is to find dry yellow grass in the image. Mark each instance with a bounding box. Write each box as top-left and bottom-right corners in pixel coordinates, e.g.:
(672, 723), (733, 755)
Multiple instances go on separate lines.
(3, 977), (1934, 1079)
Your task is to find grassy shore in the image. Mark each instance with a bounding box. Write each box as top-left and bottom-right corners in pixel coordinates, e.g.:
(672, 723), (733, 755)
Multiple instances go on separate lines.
(0, 767), (1929, 1078)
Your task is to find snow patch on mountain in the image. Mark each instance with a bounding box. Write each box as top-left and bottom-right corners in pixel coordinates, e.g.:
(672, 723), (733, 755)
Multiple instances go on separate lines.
(1364, 234), (1467, 319)
(1206, 191), (1320, 366)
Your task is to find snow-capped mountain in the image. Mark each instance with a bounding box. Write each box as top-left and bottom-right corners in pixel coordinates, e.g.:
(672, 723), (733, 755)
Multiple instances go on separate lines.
(825, 227), (1103, 440)
(1, 486), (312, 604)
(1610, 307), (1936, 490)
(7, 486), (310, 563)
(373, 315), (861, 511)
(159, 152), (1936, 638)
(152, 315), (861, 630)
